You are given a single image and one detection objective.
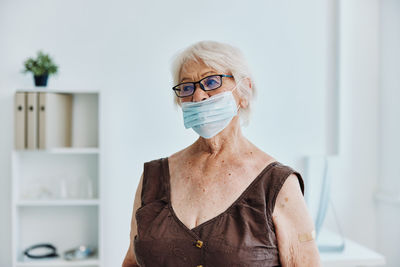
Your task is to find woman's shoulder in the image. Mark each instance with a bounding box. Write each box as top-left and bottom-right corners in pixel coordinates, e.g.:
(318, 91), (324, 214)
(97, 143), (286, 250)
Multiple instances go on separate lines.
(248, 145), (299, 175)
(167, 146), (193, 165)
(244, 142), (277, 167)
(247, 143), (303, 190)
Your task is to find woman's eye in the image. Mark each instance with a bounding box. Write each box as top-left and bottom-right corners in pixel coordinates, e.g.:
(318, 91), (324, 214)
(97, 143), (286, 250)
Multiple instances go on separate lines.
(183, 85), (193, 92)
(205, 79), (217, 86)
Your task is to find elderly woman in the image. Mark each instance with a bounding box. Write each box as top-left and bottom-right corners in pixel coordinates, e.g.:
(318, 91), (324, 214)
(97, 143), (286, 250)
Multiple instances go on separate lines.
(122, 41), (321, 267)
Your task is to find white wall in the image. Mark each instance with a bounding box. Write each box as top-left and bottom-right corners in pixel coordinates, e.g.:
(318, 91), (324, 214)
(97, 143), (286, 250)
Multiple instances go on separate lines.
(0, 0), (387, 266)
(377, 1), (400, 266)
(323, 0), (380, 250)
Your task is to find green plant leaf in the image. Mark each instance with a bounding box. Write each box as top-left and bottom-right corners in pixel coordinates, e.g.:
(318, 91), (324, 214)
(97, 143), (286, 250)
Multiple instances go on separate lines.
(22, 50), (59, 76)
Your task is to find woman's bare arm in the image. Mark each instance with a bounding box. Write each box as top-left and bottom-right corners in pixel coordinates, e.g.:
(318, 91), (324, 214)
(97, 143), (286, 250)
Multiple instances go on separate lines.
(272, 174), (321, 267)
(122, 173), (144, 267)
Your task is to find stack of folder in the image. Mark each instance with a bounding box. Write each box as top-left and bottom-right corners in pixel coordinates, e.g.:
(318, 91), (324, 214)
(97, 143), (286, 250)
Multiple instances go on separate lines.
(14, 92), (73, 150)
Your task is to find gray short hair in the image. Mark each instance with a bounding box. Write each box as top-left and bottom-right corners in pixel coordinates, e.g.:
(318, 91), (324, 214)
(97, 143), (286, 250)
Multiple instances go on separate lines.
(170, 40), (256, 126)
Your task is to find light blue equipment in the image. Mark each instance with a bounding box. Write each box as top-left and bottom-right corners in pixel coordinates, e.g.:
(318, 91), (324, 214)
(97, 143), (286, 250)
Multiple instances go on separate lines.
(305, 156), (345, 253)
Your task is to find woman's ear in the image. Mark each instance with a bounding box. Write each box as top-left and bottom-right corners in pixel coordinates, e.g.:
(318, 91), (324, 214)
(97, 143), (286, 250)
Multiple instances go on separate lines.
(239, 77), (252, 109)
(245, 77), (252, 90)
(239, 98), (249, 109)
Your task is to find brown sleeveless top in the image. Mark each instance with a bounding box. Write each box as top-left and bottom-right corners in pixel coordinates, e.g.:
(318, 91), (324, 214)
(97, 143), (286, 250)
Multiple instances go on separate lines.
(134, 157), (305, 267)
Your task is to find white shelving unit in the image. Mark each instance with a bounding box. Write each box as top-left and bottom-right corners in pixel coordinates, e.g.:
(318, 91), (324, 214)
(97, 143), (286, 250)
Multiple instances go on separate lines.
(11, 89), (103, 267)
(319, 229), (386, 267)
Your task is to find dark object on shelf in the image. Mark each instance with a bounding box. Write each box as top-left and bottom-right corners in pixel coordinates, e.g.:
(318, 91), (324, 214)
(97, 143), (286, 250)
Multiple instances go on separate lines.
(23, 243), (59, 259)
(21, 50), (58, 87)
(64, 245), (96, 261)
(34, 74), (49, 86)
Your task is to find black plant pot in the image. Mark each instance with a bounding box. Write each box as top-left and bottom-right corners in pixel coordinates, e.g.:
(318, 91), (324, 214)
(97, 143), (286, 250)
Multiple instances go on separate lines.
(34, 74), (48, 87)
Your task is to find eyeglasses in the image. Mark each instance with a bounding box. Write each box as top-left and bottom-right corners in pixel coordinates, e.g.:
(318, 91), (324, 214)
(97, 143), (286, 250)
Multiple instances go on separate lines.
(172, 74), (233, 98)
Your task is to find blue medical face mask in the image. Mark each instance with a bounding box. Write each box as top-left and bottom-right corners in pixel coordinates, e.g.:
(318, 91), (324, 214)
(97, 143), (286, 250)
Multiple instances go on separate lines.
(181, 84), (241, 139)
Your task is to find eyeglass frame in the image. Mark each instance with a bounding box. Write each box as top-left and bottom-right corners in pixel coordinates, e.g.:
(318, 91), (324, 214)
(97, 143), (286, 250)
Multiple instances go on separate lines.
(172, 74), (234, 98)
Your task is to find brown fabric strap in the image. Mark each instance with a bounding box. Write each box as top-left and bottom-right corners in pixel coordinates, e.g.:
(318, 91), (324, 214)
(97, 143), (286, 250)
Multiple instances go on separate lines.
(141, 158), (166, 206)
(267, 163), (305, 215)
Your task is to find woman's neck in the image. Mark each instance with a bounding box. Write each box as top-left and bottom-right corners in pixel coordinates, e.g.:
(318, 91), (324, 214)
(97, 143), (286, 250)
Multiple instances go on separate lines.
(192, 117), (248, 157)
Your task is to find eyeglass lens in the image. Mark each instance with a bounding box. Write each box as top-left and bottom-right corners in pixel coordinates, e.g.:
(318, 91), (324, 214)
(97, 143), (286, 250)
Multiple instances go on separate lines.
(175, 75), (223, 97)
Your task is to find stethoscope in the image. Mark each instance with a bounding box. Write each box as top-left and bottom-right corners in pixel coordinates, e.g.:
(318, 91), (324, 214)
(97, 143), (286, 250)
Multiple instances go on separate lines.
(24, 243), (95, 260)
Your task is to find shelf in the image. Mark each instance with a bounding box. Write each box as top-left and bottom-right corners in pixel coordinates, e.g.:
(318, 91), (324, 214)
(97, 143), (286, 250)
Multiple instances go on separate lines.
(17, 199), (100, 206)
(16, 88), (100, 94)
(16, 257), (99, 266)
(14, 148), (99, 154)
(319, 228), (386, 266)
(12, 89), (102, 267)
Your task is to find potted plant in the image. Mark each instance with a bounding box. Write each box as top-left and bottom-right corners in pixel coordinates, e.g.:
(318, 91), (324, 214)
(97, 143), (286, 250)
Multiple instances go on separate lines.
(22, 50), (59, 87)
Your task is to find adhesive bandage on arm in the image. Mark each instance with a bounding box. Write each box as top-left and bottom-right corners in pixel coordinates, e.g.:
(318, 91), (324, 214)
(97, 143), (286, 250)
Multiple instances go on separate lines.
(298, 230), (316, 243)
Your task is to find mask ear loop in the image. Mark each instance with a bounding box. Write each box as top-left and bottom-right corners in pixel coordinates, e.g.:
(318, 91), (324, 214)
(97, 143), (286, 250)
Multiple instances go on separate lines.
(231, 78), (244, 113)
